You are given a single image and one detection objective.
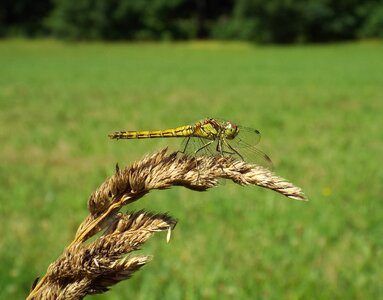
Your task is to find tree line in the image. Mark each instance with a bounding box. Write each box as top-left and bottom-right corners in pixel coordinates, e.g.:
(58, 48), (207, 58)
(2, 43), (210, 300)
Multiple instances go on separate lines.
(1, 0), (383, 43)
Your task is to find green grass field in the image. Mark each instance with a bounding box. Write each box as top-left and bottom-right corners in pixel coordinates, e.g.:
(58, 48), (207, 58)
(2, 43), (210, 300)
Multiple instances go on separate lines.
(0, 39), (382, 299)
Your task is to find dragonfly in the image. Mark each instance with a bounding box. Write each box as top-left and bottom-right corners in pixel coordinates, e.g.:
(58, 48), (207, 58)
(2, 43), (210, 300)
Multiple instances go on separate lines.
(109, 118), (272, 168)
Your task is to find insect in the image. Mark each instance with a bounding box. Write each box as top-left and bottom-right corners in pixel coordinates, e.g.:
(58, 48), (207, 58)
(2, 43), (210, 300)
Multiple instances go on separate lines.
(109, 118), (272, 168)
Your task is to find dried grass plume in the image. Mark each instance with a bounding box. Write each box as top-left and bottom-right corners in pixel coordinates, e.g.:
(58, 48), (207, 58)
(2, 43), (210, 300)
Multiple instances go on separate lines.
(27, 149), (306, 299)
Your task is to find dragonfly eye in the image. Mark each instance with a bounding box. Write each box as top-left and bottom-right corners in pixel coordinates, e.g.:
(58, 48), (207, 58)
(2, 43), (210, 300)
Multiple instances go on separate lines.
(224, 121), (239, 139)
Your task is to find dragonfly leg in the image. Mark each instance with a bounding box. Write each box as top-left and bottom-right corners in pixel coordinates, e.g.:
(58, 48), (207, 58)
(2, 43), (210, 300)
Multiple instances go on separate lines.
(195, 140), (214, 155)
(224, 140), (245, 161)
(216, 139), (226, 156)
(217, 138), (243, 159)
(216, 138), (235, 156)
(179, 137), (191, 154)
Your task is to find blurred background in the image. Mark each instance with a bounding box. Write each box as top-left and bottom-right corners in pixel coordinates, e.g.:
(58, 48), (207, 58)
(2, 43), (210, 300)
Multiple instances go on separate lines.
(0, 0), (382, 299)
(1, 0), (383, 42)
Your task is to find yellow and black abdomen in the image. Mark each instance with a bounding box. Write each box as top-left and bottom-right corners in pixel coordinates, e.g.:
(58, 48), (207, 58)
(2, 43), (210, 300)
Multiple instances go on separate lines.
(109, 125), (194, 139)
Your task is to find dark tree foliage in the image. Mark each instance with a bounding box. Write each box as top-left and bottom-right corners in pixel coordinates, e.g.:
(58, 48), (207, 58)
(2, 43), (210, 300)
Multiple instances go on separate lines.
(0, 0), (53, 37)
(1, 0), (382, 42)
(360, 2), (383, 38)
(212, 0), (383, 43)
(46, 0), (234, 40)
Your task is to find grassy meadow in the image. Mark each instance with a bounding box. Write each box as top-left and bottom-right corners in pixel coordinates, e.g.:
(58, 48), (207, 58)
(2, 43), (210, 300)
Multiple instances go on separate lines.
(0, 39), (382, 299)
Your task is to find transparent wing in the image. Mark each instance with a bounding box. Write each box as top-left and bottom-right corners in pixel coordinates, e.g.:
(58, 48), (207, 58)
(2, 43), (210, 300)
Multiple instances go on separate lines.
(227, 126), (273, 169)
(235, 126), (261, 146)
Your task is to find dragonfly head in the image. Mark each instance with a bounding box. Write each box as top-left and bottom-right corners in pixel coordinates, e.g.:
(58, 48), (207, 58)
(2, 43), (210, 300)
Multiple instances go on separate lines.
(224, 121), (239, 140)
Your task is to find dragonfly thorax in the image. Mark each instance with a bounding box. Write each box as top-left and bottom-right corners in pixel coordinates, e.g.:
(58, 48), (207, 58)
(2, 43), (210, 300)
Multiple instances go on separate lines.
(196, 118), (239, 141)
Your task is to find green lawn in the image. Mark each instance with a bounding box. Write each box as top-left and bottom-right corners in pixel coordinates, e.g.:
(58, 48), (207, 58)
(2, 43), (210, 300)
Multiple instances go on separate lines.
(0, 39), (382, 299)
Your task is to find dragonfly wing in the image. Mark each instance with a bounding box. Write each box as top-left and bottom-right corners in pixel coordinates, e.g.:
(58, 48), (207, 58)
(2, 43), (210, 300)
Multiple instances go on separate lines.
(229, 127), (273, 168)
(231, 140), (273, 168)
(236, 126), (261, 147)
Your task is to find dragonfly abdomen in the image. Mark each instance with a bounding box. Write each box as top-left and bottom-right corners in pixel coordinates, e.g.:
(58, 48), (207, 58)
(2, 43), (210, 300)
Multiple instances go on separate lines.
(109, 125), (194, 139)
